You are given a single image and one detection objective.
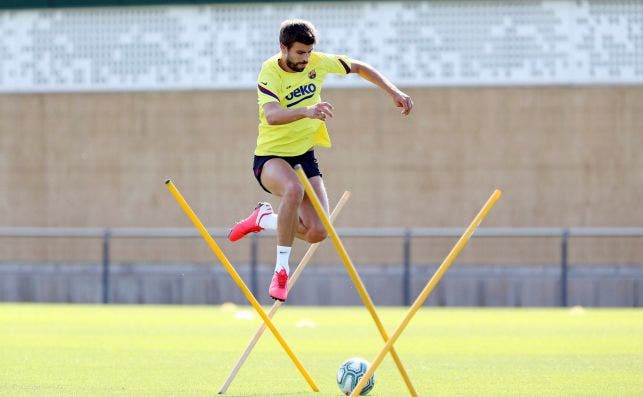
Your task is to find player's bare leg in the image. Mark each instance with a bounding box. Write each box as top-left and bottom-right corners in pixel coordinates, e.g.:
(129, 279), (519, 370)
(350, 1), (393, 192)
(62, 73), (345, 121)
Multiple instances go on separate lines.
(295, 175), (329, 244)
(258, 159), (307, 301)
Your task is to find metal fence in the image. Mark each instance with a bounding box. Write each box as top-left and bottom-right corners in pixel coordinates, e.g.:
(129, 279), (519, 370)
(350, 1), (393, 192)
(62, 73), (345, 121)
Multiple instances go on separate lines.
(1, 227), (642, 306)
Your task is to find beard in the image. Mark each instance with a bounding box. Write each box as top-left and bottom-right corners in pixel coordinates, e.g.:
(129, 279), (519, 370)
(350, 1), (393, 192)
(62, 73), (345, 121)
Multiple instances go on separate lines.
(285, 56), (307, 72)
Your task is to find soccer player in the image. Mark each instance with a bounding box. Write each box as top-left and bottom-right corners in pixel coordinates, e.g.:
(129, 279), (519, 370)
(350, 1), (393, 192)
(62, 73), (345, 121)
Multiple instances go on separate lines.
(228, 19), (413, 302)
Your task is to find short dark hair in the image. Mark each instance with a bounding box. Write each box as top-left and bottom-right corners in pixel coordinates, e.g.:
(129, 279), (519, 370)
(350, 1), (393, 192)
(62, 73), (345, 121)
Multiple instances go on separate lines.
(279, 19), (317, 49)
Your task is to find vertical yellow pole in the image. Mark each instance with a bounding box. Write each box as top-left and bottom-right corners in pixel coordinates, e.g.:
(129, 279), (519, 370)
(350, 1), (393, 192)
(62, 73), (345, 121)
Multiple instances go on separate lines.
(351, 189), (502, 396)
(165, 179), (319, 392)
(294, 166), (418, 397)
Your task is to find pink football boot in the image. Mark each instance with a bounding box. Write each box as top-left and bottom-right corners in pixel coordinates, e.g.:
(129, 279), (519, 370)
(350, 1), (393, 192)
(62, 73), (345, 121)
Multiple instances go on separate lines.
(268, 268), (289, 302)
(228, 202), (273, 242)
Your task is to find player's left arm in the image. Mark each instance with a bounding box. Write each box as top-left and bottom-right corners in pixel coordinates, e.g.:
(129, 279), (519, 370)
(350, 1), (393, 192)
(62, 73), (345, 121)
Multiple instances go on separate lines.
(350, 60), (413, 116)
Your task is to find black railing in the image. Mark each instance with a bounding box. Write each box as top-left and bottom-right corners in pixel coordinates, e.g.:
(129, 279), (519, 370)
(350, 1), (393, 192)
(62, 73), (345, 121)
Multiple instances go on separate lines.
(1, 227), (642, 306)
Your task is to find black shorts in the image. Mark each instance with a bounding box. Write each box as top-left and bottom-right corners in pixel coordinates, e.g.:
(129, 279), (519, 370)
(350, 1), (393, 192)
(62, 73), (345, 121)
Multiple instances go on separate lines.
(253, 150), (322, 193)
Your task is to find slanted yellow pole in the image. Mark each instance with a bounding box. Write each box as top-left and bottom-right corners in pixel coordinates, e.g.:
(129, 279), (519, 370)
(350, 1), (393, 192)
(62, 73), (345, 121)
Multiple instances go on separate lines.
(294, 165), (418, 397)
(218, 191), (351, 394)
(351, 189), (502, 396)
(165, 179), (319, 392)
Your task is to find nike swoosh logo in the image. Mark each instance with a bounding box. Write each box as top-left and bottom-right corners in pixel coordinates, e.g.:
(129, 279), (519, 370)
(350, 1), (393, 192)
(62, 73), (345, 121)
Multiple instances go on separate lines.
(261, 81), (268, 85)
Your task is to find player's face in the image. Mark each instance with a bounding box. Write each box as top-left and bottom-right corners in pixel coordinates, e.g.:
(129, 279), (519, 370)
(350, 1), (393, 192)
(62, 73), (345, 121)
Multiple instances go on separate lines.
(281, 42), (313, 72)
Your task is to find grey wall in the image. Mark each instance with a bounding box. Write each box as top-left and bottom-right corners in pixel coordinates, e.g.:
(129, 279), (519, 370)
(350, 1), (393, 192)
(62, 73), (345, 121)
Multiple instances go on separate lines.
(1, 262), (641, 307)
(2, 87), (643, 268)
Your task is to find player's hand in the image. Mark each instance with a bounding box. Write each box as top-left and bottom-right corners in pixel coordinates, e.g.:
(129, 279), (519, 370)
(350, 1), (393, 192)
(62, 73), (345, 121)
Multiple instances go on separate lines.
(306, 102), (334, 121)
(392, 91), (413, 116)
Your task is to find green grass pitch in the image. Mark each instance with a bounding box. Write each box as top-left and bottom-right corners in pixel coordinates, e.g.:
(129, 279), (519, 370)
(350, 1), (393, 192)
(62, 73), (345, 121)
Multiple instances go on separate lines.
(0, 304), (641, 396)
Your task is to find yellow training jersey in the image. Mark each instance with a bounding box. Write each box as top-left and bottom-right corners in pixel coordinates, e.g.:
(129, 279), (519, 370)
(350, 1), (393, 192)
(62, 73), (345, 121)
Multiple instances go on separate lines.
(255, 51), (352, 156)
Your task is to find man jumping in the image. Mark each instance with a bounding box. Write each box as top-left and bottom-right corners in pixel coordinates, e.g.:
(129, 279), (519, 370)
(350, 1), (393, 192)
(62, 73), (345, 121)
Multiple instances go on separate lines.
(228, 19), (413, 302)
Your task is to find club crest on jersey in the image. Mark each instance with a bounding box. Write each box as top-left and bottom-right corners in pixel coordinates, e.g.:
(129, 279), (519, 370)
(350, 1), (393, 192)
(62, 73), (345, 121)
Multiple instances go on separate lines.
(308, 69), (316, 79)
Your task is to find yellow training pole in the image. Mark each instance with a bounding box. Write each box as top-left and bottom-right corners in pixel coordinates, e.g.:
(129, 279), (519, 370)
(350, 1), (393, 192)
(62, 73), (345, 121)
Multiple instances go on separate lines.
(351, 189), (502, 396)
(164, 179), (319, 392)
(294, 166), (418, 397)
(218, 191), (351, 394)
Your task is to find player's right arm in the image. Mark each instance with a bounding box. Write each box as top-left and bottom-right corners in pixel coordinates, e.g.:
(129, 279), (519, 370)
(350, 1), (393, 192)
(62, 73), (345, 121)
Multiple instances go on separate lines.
(263, 101), (334, 125)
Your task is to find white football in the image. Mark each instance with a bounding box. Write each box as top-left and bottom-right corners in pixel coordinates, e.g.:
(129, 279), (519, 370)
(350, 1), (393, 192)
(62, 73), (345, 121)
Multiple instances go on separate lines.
(336, 357), (375, 396)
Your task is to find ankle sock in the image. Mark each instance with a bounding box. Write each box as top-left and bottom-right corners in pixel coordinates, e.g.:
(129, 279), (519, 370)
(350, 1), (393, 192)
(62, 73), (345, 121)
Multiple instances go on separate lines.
(275, 245), (291, 275)
(259, 212), (278, 230)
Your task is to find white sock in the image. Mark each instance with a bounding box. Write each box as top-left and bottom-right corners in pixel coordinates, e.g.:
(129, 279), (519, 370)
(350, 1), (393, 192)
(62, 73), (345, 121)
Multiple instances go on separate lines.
(259, 213), (278, 230)
(275, 245), (291, 275)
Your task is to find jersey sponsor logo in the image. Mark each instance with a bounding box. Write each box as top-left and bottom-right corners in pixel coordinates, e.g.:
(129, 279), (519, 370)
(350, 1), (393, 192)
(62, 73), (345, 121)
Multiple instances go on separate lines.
(285, 83), (317, 101)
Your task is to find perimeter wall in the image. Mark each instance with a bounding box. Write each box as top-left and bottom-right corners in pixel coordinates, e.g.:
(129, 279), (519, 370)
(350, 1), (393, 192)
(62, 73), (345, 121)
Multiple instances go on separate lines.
(2, 87), (642, 267)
